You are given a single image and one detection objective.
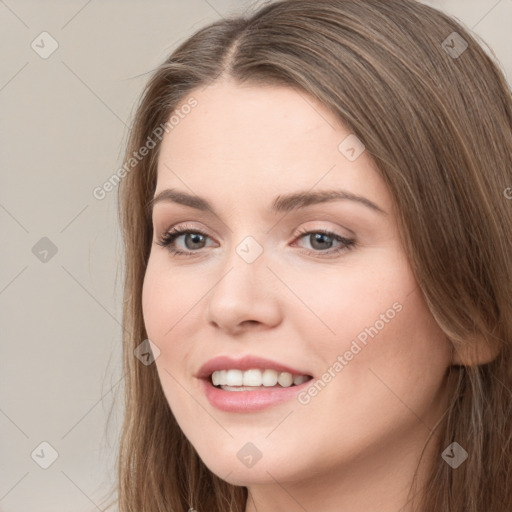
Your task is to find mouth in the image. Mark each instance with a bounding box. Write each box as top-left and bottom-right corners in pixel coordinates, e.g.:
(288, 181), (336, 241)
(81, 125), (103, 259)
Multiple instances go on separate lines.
(196, 355), (314, 412)
(210, 368), (312, 391)
(198, 364), (314, 412)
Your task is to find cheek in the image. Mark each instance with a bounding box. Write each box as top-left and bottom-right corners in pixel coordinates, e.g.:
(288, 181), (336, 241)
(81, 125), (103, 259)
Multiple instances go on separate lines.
(141, 257), (199, 344)
(141, 259), (202, 397)
(291, 249), (451, 421)
(142, 261), (202, 422)
(315, 285), (451, 429)
(141, 264), (169, 340)
(142, 273), (169, 353)
(286, 248), (417, 348)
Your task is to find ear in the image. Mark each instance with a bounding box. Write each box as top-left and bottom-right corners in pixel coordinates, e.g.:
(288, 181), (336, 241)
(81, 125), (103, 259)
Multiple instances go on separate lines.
(451, 335), (501, 366)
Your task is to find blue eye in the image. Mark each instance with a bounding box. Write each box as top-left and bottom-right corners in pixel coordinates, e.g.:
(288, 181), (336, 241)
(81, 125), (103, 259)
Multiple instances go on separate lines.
(292, 228), (355, 256)
(156, 225), (355, 257)
(156, 227), (213, 255)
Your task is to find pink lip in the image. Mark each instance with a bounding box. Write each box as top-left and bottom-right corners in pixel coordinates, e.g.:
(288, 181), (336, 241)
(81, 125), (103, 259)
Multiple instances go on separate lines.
(196, 355), (313, 413)
(200, 376), (313, 412)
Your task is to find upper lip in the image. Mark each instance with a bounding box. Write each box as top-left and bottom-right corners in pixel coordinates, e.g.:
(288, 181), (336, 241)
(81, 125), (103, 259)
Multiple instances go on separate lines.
(196, 355), (312, 380)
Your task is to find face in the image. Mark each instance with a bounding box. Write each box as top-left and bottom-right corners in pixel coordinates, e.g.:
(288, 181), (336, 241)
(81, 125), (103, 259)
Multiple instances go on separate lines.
(142, 80), (453, 488)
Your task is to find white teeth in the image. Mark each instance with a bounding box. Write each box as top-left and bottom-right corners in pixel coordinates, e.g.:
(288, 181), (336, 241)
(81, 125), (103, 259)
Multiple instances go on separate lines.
(262, 369), (278, 387)
(243, 369), (263, 386)
(293, 375), (309, 385)
(212, 370), (221, 386)
(277, 372), (293, 387)
(211, 369), (310, 388)
(225, 369), (243, 386)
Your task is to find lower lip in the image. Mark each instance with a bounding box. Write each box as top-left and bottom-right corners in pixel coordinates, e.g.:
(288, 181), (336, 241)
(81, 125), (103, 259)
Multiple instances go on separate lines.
(200, 377), (313, 412)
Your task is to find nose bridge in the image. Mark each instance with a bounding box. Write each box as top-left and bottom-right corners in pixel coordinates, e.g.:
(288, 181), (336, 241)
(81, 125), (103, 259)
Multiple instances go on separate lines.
(211, 232), (268, 305)
(205, 232), (282, 331)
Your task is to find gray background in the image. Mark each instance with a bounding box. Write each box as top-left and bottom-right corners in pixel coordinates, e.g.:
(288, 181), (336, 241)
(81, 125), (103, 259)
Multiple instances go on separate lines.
(1, 1), (511, 510)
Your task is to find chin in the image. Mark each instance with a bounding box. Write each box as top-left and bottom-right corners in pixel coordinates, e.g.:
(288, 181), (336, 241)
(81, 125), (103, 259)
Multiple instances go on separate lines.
(191, 438), (308, 486)
(202, 458), (283, 486)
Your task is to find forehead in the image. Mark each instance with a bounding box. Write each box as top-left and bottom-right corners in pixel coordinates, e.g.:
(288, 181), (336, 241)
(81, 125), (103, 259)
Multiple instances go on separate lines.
(155, 80), (391, 214)
(159, 79), (343, 161)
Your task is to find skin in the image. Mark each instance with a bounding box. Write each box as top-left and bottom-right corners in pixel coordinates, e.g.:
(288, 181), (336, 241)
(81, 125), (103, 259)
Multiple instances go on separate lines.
(142, 79), (456, 512)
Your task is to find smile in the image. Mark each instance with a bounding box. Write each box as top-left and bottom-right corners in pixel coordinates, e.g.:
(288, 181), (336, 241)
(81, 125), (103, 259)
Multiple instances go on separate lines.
(196, 355), (314, 412)
(212, 369), (311, 389)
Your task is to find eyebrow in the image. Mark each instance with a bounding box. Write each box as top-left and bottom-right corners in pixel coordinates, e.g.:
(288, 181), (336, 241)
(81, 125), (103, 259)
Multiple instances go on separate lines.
(148, 188), (386, 216)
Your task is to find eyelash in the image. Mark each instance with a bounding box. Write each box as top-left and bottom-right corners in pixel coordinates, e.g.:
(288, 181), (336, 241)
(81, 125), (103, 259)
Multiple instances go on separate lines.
(156, 224), (356, 258)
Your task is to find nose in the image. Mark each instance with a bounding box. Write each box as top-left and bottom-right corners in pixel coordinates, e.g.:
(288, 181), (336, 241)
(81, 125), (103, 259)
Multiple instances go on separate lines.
(204, 247), (283, 335)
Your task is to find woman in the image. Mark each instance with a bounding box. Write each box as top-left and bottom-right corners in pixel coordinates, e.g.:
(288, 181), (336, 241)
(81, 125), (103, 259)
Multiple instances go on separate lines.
(112, 0), (512, 510)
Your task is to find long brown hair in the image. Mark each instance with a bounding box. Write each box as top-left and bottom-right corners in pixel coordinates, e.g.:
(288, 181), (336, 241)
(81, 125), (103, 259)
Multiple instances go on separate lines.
(110, 1), (512, 510)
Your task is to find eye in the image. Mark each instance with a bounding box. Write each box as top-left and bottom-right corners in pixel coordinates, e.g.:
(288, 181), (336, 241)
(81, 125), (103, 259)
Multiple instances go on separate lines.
(156, 224), (216, 256)
(156, 224), (356, 257)
(292, 228), (355, 256)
